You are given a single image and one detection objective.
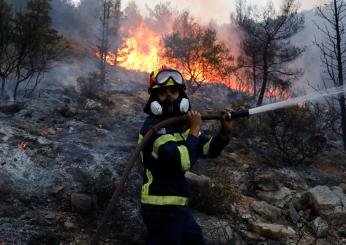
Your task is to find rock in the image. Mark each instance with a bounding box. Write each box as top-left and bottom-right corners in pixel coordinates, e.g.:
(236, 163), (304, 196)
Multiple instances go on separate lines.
(251, 201), (282, 222)
(251, 222), (296, 239)
(185, 171), (210, 188)
(308, 186), (346, 225)
(194, 212), (234, 244)
(0, 103), (23, 114)
(84, 99), (103, 110)
(331, 186), (346, 207)
(257, 187), (292, 208)
(44, 211), (56, 221)
(96, 117), (114, 130)
(241, 213), (256, 223)
(310, 217), (329, 238)
(71, 193), (93, 214)
(64, 221), (77, 231)
(289, 202), (301, 224)
(0, 173), (14, 195)
(291, 192), (310, 211)
(339, 183), (346, 193)
(228, 142), (243, 151)
(322, 206), (346, 226)
(253, 171), (281, 192)
(50, 185), (65, 195)
(308, 186), (342, 210)
(38, 127), (57, 136)
(59, 105), (77, 117)
(239, 229), (265, 241)
(299, 209), (313, 220)
(337, 224), (346, 238)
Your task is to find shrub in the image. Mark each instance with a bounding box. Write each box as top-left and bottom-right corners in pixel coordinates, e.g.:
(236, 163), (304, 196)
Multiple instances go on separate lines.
(76, 72), (104, 99)
(254, 106), (326, 164)
(189, 166), (242, 215)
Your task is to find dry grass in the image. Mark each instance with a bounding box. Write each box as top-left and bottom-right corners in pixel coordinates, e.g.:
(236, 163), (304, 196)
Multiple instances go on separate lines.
(190, 166), (242, 215)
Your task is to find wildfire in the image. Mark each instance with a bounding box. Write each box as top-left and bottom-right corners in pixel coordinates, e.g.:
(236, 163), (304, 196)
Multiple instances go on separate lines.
(97, 22), (289, 100)
(96, 23), (162, 72)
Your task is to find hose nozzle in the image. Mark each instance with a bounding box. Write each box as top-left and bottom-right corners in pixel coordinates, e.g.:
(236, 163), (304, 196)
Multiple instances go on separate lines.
(226, 109), (250, 120)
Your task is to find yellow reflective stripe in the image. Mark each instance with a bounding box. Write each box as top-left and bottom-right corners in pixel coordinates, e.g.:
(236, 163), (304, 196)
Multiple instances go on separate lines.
(141, 169), (188, 206)
(178, 145), (190, 171)
(173, 133), (184, 141)
(138, 134), (143, 144)
(152, 78), (176, 89)
(141, 194), (188, 206)
(203, 138), (213, 156)
(151, 134), (177, 159)
(182, 129), (190, 139)
(181, 129), (201, 140)
(138, 134), (144, 162)
(142, 169), (153, 195)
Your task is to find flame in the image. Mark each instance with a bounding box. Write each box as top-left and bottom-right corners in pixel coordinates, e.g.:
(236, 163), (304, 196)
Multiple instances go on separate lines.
(95, 23), (161, 72)
(96, 21), (290, 100)
(118, 23), (162, 72)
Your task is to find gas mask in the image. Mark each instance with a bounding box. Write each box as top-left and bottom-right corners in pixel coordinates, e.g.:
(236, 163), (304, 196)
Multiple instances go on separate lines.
(150, 96), (190, 116)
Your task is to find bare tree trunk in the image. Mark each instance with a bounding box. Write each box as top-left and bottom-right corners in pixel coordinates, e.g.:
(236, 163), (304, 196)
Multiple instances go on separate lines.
(252, 56), (257, 98)
(14, 78), (21, 101)
(339, 96), (346, 150)
(334, 0), (346, 150)
(257, 46), (268, 106)
(99, 0), (111, 86)
(1, 77), (5, 97)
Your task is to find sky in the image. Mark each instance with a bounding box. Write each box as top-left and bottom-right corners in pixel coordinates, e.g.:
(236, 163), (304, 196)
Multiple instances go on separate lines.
(73, 0), (325, 24)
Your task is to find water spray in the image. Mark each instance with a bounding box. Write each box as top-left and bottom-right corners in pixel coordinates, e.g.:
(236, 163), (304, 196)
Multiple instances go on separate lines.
(216, 84), (346, 120)
(249, 84), (346, 116)
(91, 84), (346, 244)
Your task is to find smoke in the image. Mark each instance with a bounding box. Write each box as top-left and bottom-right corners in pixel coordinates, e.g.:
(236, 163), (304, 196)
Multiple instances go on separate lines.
(290, 9), (323, 94)
(7, 0), (324, 97)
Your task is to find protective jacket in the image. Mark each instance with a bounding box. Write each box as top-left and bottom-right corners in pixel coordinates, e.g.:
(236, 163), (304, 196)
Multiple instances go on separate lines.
(139, 115), (229, 207)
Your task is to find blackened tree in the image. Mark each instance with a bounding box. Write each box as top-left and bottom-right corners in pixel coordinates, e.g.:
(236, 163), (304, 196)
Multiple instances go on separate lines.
(234, 0), (305, 106)
(12, 0), (65, 100)
(162, 11), (235, 93)
(314, 0), (346, 150)
(0, 0), (15, 99)
(98, 0), (121, 84)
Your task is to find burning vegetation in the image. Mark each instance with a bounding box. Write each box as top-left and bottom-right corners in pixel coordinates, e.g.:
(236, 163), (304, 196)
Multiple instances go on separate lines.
(94, 1), (297, 100)
(1, 0), (346, 245)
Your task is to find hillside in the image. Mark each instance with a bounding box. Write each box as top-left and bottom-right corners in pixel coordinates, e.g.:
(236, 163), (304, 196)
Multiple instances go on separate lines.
(0, 69), (346, 244)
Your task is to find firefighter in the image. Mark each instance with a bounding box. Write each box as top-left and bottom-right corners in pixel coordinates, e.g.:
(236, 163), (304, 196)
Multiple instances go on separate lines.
(139, 67), (233, 245)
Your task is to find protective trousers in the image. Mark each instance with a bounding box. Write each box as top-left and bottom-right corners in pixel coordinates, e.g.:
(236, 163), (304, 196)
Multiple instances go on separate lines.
(141, 205), (206, 245)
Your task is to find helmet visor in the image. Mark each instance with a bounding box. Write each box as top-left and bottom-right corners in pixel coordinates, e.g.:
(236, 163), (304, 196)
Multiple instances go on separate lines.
(155, 69), (184, 86)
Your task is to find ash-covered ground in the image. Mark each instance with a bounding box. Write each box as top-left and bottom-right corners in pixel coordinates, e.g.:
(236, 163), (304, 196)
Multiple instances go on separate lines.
(0, 68), (346, 244)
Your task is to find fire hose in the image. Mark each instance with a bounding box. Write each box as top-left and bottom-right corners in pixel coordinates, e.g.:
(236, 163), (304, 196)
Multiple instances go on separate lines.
(90, 110), (249, 244)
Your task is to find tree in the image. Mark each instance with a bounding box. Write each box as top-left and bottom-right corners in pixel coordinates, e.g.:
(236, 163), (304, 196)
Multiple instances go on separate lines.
(234, 0), (305, 106)
(314, 0), (346, 151)
(12, 0), (65, 100)
(146, 2), (175, 33)
(162, 11), (234, 93)
(257, 107), (325, 164)
(0, 0), (16, 99)
(233, 1), (261, 97)
(97, 0), (121, 85)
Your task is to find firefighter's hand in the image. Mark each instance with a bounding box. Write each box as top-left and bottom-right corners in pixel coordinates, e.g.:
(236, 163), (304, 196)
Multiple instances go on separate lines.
(220, 108), (234, 137)
(186, 111), (202, 137)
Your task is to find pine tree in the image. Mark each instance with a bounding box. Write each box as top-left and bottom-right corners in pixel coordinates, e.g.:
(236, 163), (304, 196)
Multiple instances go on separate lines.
(0, 0), (15, 99)
(234, 0), (305, 106)
(315, 0), (346, 150)
(12, 0), (64, 100)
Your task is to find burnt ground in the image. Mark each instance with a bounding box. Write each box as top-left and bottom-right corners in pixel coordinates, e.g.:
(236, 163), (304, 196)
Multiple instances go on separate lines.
(0, 75), (346, 244)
